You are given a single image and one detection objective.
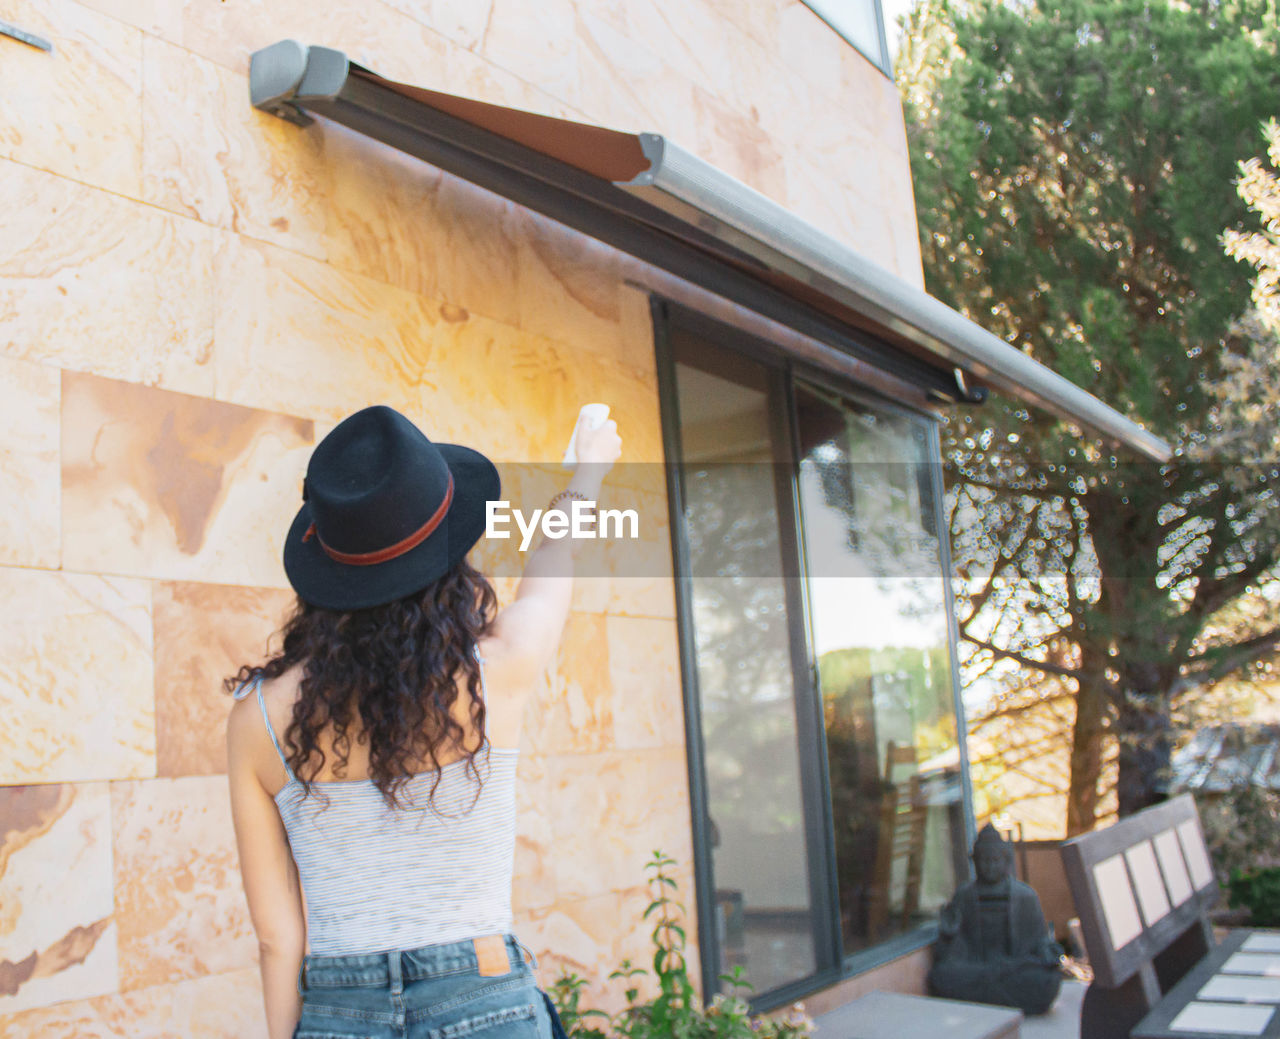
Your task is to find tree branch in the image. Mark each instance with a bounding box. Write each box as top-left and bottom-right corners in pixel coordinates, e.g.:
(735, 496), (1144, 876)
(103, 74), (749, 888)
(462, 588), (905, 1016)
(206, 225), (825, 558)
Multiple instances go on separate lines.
(1172, 624), (1280, 698)
(963, 636), (1083, 680)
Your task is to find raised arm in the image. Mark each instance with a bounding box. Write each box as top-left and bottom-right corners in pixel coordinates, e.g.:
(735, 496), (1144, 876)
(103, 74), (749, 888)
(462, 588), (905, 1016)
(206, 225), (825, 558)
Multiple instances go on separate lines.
(484, 415), (622, 678)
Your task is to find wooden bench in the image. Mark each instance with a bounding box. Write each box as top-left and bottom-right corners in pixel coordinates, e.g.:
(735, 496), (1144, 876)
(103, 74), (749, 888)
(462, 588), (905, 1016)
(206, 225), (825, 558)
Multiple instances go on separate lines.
(1061, 793), (1280, 1039)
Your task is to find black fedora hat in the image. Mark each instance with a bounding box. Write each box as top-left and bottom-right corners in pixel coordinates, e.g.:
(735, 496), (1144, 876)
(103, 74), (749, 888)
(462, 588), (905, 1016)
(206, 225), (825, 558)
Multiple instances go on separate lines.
(283, 405), (500, 610)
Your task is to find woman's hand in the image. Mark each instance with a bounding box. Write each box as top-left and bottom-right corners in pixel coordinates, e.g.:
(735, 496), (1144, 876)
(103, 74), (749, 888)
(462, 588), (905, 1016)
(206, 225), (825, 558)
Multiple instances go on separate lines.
(567, 417), (620, 501)
(573, 416), (622, 469)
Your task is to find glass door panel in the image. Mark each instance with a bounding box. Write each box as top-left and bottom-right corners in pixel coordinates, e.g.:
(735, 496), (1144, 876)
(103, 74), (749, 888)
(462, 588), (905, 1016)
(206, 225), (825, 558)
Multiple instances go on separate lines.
(793, 382), (966, 955)
(672, 335), (817, 993)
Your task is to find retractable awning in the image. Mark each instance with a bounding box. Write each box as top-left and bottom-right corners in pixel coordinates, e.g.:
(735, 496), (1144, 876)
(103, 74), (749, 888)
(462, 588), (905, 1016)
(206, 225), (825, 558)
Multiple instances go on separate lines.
(249, 39), (1172, 462)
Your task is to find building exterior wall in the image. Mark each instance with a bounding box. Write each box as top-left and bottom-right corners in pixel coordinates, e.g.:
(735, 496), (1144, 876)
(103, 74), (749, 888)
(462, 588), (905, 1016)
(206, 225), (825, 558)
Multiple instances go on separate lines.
(0, 0), (921, 1032)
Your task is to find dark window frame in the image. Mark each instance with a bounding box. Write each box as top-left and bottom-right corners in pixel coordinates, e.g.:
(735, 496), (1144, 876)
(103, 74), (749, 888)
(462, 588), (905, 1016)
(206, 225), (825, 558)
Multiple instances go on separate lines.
(653, 297), (975, 1010)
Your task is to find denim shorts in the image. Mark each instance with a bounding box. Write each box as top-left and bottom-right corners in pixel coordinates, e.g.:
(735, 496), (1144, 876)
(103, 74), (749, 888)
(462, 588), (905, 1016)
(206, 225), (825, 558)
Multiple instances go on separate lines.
(292, 934), (554, 1039)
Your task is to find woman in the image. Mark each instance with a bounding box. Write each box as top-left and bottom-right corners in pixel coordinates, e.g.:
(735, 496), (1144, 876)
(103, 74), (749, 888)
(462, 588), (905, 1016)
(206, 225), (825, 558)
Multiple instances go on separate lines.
(226, 404), (621, 1039)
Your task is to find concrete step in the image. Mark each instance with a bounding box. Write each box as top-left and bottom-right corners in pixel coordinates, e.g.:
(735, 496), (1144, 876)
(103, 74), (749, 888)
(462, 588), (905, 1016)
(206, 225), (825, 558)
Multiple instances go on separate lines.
(813, 990), (1022, 1039)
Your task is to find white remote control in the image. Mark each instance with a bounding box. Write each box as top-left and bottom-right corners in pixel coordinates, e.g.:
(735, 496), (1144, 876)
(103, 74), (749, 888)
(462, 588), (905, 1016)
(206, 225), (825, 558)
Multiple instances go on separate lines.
(562, 403), (611, 468)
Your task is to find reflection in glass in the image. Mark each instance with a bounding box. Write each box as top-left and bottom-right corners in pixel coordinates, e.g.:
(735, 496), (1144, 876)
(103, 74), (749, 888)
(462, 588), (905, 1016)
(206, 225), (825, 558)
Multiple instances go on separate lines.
(794, 383), (966, 955)
(673, 337), (816, 993)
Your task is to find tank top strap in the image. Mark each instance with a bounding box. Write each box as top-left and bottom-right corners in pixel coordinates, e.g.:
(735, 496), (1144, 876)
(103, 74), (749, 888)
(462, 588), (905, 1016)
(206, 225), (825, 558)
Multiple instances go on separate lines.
(249, 674), (296, 782)
(473, 643), (488, 700)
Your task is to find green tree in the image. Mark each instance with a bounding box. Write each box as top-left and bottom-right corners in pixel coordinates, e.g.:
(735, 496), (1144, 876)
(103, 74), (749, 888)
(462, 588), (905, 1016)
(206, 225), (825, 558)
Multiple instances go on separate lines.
(1217, 119), (1280, 462)
(900, 0), (1280, 828)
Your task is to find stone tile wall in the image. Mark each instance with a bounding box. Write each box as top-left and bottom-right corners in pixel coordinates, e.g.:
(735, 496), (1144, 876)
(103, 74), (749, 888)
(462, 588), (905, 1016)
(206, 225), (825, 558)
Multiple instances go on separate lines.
(0, 0), (919, 1033)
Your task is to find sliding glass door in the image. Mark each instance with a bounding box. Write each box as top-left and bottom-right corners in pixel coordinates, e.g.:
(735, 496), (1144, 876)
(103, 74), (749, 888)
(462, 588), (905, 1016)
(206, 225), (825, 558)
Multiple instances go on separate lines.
(658, 305), (970, 1005)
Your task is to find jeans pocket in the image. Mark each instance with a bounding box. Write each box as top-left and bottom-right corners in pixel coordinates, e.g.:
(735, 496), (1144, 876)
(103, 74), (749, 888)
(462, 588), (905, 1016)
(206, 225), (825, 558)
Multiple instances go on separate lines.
(293, 1010), (382, 1039)
(434, 1002), (540, 1038)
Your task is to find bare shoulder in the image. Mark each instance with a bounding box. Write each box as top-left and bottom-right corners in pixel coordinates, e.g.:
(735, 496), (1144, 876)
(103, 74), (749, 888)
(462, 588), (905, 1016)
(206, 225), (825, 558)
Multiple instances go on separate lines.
(226, 687), (259, 746)
(225, 670), (300, 749)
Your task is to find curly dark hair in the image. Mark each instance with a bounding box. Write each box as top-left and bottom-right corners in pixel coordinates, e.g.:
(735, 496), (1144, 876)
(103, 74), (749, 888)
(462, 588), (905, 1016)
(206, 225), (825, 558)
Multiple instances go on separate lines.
(226, 560), (498, 808)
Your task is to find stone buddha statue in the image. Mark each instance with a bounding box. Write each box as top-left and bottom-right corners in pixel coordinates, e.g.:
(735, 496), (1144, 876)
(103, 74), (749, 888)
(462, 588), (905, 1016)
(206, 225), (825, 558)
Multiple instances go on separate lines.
(927, 824), (1062, 1015)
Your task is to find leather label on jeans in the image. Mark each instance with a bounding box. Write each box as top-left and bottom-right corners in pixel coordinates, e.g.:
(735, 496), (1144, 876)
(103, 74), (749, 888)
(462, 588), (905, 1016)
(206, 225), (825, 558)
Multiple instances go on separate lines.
(474, 935), (510, 977)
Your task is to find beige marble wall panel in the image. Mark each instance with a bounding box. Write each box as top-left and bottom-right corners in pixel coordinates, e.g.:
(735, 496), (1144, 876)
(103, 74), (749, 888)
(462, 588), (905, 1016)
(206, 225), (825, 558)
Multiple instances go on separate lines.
(142, 43), (552, 308)
(0, 357), (59, 570)
(140, 36), (330, 263)
(480, 0), (581, 111)
(544, 747), (693, 902)
(616, 284), (658, 381)
(763, 80), (880, 184)
(153, 583), (296, 778)
(142, 27), (558, 288)
(0, 784), (116, 1014)
(76, 0), (183, 39)
(213, 233), (452, 424)
(588, 351), (664, 470)
(512, 755), (556, 913)
(0, 161), (216, 395)
(623, 0), (738, 101)
(85, 0), (463, 100)
(783, 154), (895, 273)
(176, 0), (451, 84)
(777, 3), (847, 104)
(569, 480), (678, 621)
(415, 317), (660, 471)
(566, 0), (629, 34)
(320, 126), (529, 333)
(724, 31), (808, 163)
(380, 0), (493, 50)
(572, 577), (678, 622)
(879, 156), (926, 287)
(0, 967), (268, 1039)
(514, 209), (623, 353)
(319, 124), (446, 300)
(61, 372), (314, 588)
(0, 568), (153, 785)
(840, 48), (910, 156)
(0, 0), (141, 199)
(514, 891), (637, 1005)
(698, 0), (780, 53)
(607, 616), (684, 751)
(569, 10), (699, 147)
(566, 353), (664, 471)
(690, 86), (787, 203)
(112, 777), (256, 991)
(516, 878), (699, 1012)
(522, 613), (613, 756)
(431, 176), (524, 328)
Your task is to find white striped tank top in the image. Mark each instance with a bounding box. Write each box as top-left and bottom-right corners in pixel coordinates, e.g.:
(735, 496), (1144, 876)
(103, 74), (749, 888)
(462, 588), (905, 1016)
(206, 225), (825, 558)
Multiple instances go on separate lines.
(238, 667), (518, 956)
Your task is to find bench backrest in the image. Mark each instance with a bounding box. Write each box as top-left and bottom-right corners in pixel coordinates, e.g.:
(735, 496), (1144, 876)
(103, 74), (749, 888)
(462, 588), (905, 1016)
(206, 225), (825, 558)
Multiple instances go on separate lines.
(1060, 794), (1218, 988)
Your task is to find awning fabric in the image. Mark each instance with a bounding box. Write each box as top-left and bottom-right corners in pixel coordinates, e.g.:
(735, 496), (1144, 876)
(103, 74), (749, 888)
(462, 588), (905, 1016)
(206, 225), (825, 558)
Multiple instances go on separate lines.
(249, 39), (1172, 462)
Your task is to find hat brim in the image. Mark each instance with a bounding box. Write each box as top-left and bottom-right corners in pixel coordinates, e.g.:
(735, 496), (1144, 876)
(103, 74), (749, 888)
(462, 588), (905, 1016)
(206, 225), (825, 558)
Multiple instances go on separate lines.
(282, 444), (500, 610)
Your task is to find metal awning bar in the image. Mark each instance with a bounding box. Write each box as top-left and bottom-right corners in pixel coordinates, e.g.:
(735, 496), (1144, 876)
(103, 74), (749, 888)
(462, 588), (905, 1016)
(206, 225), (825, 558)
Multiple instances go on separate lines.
(249, 40), (1172, 462)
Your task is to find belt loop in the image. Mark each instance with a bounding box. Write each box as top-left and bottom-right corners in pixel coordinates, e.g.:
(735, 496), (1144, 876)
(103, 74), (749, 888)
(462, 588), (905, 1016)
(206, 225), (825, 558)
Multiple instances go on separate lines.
(297, 960), (309, 995)
(388, 949), (404, 996)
